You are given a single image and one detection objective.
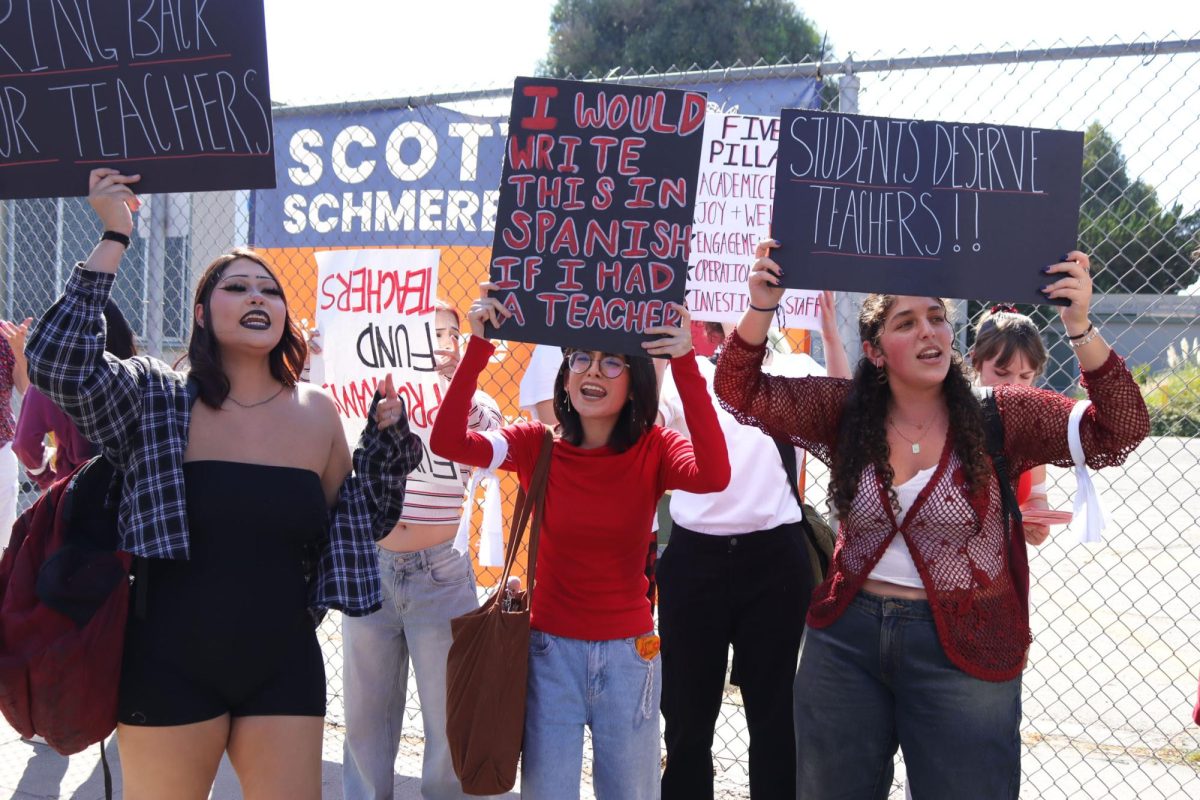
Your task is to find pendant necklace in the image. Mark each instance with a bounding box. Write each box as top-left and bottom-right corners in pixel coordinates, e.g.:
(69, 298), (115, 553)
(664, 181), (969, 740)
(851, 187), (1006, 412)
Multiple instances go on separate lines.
(889, 415), (937, 455)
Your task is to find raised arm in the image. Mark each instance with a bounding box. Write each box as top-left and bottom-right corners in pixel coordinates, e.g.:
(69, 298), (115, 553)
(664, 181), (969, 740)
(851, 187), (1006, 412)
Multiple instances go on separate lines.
(23, 170), (156, 464)
(640, 305), (729, 493)
(430, 283), (522, 469)
(999, 251), (1149, 471)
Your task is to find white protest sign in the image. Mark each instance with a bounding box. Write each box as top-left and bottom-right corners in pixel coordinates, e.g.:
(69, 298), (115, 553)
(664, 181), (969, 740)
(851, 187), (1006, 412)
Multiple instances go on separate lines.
(314, 249), (461, 487)
(688, 112), (822, 330)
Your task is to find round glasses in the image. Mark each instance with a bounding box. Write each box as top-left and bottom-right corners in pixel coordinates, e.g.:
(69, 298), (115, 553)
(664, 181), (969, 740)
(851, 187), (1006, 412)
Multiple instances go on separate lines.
(566, 351), (628, 379)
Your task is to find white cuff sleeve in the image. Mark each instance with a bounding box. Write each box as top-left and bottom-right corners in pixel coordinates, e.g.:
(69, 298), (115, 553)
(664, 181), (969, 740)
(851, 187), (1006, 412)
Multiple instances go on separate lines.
(1067, 400), (1109, 544)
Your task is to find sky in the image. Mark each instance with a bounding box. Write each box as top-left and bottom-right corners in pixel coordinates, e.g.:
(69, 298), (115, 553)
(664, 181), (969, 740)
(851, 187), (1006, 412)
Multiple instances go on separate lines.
(263, 1), (1198, 104)
(261, 1), (1200, 212)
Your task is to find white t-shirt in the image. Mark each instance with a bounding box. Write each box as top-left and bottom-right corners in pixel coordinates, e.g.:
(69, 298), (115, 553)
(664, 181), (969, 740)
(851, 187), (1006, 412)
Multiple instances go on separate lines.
(864, 465), (936, 588)
(518, 345), (563, 413)
(659, 351), (826, 536)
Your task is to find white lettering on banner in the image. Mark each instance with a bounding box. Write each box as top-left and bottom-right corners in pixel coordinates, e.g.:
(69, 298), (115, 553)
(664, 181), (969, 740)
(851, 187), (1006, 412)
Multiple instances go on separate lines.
(314, 249), (461, 487)
(688, 112), (821, 330)
(281, 190), (500, 235)
(277, 120), (506, 238)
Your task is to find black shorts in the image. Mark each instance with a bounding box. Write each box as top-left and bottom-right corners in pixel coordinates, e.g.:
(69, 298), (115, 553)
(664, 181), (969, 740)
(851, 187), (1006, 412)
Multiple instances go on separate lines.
(118, 621), (326, 727)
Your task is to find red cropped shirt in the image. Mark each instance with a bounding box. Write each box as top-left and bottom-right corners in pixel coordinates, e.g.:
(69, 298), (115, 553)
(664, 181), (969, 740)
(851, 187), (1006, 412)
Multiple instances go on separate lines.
(431, 337), (730, 641)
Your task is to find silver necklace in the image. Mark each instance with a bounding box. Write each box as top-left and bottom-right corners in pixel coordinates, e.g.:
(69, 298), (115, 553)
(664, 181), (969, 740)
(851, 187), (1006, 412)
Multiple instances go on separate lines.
(226, 385), (285, 409)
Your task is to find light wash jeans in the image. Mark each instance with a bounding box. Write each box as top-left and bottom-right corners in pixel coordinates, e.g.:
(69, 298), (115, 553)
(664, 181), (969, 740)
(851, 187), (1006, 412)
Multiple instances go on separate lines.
(342, 541), (489, 800)
(521, 629), (662, 800)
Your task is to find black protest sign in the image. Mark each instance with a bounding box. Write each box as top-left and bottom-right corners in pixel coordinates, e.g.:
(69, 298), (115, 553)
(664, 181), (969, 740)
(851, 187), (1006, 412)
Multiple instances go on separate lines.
(485, 77), (706, 356)
(0, 1), (275, 200)
(772, 110), (1084, 305)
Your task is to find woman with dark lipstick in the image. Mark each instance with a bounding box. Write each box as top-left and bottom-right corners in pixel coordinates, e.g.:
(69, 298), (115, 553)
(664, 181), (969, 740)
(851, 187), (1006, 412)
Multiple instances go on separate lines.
(26, 168), (423, 800)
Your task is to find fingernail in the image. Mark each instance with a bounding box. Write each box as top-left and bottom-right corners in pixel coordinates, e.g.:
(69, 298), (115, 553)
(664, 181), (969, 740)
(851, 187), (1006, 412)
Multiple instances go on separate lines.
(1060, 254), (1071, 262)
(1041, 266), (1052, 274)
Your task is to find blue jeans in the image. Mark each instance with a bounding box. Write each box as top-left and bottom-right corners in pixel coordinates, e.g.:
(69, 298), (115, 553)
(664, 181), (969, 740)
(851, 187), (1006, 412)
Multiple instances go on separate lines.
(342, 541), (489, 800)
(522, 629), (662, 800)
(794, 591), (1022, 800)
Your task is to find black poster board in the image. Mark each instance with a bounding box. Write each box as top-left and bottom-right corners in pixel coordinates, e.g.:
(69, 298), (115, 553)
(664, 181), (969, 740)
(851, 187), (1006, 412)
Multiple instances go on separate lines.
(771, 110), (1084, 305)
(485, 77), (706, 356)
(0, 1), (275, 199)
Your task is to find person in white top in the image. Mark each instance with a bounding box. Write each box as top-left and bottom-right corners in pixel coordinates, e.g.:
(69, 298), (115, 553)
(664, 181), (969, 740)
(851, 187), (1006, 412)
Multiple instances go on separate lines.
(342, 300), (503, 800)
(655, 293), (850, 800)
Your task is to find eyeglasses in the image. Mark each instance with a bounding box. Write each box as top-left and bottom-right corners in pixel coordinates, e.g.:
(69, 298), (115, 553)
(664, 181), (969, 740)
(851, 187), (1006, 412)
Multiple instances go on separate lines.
(566, 351), (628, 379)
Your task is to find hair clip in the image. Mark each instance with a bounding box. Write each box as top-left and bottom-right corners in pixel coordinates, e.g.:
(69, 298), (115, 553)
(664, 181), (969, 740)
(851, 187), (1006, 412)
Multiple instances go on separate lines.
(989, 303), (1019, 315)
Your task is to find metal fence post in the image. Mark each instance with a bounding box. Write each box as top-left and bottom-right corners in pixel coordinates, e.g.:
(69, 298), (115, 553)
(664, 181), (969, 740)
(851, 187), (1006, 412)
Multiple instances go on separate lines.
(144, 194), (169, 359)
(835, 67), (865, 366)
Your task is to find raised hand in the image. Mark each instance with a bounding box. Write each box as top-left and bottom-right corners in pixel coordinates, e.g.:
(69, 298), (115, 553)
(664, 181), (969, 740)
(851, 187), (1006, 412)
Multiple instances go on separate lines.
(641, 304), (693, 359)
(0, 317), (33, 357)
(88, 168), (141, 235)
(374, 373), (406, 431)
(749, 239), (785, 309)
(1041, 251), (1092, 335)
(466, 282), (512, 339)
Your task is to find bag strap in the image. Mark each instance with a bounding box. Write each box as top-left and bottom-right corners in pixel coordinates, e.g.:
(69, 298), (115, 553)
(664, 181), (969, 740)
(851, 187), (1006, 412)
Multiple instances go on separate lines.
(773, 435), (804, 508)
(772, 435), (830, 577)
(496, 427), (554, 604)
(977, 387), (1023, 536)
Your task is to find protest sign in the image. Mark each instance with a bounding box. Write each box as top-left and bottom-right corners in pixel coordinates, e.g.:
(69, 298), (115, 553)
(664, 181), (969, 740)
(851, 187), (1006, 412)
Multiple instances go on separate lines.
(772, 110), (1084, 305)
(314, 249), (460, 486)
(688, 112), (821, 330)
(0, 0), (275, 199)
(485, 76), (706, 356)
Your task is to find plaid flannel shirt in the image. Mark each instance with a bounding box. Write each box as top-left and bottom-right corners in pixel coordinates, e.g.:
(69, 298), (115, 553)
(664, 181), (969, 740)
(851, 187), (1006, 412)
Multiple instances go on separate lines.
(26, 266), (423, 616)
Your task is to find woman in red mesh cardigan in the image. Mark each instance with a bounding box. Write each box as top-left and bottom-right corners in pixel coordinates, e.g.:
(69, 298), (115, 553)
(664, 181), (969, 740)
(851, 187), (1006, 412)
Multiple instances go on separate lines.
(714, 241), (1149, 800)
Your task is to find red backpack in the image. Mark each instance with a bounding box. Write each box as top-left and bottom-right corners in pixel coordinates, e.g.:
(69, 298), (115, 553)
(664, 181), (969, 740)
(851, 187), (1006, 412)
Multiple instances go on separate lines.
(0, 456), (130, 756)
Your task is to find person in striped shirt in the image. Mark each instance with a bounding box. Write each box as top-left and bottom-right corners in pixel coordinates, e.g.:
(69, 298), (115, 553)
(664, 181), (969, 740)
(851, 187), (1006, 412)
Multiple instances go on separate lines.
(342, 300), (503, 800)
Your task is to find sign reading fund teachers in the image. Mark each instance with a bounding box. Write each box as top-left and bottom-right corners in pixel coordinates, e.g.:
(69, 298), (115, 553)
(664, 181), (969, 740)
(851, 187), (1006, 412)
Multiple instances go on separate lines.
(0, 0), (275, 199)
(314, 249), (459, 487)
(772, 110), (1084, 305)
(688, 112), (820, 330)
(486, 77), (706, 356)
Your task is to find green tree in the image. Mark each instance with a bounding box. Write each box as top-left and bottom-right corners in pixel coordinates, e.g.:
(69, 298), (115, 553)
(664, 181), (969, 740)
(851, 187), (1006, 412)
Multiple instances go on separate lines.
(1080, 122), (1200, 294)
(542, 0), (824, 78)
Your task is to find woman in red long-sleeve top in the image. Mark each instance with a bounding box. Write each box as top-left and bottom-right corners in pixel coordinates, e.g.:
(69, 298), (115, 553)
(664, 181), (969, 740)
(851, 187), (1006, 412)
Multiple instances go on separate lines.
(430, 286), (730, 800)
(715, 243), (1148, 800)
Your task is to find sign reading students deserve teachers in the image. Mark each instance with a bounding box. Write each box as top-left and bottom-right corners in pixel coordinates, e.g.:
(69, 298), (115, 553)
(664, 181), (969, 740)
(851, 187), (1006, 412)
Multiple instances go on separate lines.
(0, 0), (275, 200)
(771, 110), (1084, 305)
(485, 77), (706, 356)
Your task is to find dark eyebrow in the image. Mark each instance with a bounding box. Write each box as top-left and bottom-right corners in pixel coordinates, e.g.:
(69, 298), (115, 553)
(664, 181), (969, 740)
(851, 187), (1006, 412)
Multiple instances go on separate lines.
(218, 273), (278, 284)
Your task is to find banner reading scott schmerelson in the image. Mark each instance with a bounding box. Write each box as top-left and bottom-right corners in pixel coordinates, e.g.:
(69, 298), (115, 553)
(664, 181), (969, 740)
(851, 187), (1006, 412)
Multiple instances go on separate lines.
(314, 249), (461, 487)
(0, 1), (275, 199)
(253, 105), (507, 248)
(688, 112), (821, 330)
(771, 110), (1084, 305)
(484, 77), (706, 357)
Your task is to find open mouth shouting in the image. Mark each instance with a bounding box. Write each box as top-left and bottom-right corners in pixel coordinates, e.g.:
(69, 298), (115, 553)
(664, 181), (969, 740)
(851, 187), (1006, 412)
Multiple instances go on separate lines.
(578, 381), (609, 401)
(917, 345), (944, 364)
(240, 310), (272, 330)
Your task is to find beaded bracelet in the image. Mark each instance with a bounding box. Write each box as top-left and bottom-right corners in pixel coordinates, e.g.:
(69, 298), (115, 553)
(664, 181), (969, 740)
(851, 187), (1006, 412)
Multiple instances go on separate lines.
(1068, 324), (1100, 349)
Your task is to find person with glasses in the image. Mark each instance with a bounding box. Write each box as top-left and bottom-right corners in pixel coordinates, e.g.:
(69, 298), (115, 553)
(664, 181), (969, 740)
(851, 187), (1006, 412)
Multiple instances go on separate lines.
(430, 284), (731, 800)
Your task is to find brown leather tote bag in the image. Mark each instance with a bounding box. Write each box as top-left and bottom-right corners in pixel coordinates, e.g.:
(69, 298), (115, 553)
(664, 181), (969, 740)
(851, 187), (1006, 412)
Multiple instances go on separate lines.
(445, 427), (553, 795)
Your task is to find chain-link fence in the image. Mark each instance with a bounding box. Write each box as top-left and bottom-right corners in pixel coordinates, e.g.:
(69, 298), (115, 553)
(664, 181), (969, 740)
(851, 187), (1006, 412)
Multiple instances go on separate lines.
(2, 34), (1199, 800)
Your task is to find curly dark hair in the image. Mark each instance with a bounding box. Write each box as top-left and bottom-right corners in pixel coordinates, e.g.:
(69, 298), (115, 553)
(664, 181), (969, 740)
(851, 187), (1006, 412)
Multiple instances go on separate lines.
(829, 294), (992, 519)
(552, 350), (658, 453)
(184, 248), (307, 409)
